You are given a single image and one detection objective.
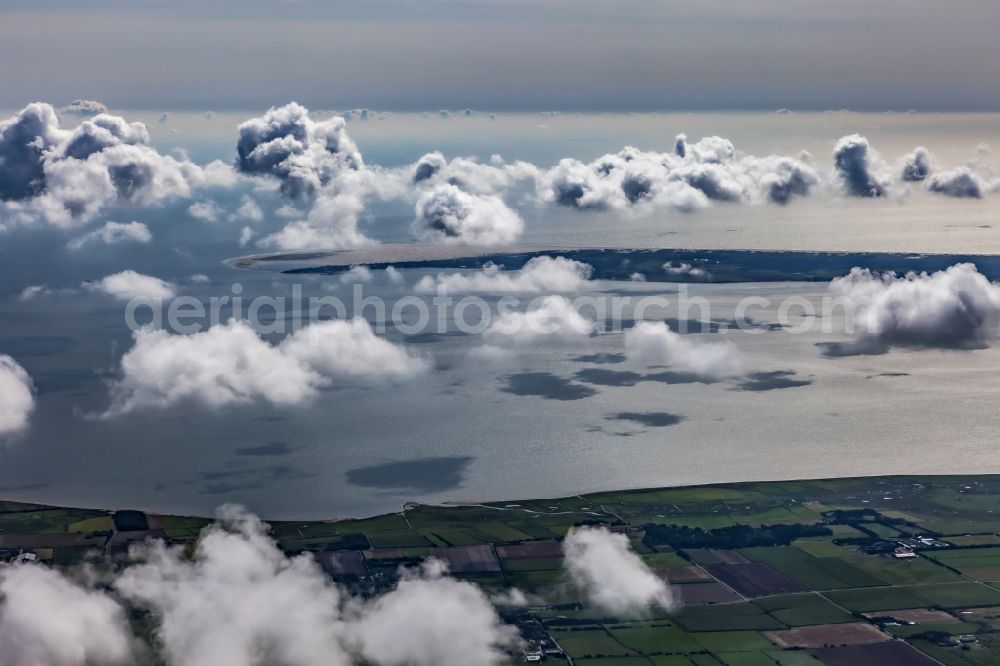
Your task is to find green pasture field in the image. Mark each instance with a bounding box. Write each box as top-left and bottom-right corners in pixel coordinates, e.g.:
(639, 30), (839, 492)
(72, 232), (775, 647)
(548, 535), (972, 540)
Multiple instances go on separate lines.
(689, 631), (775, 652)
(607, 624), (701, 654)
(825, 582), (1000, 612)
(551, 629), (635, 658)
(846, 553), (962, 585)
(753, 593), (854, 626)
(738, 545), (884, 590)
(672, 604), (785, 632)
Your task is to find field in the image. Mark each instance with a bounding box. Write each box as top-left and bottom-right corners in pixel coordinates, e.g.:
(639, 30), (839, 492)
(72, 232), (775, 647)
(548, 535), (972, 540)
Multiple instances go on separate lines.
(704, 563), (806, 597)
(764, 622), (888, 648)
(11, 475), (1000, 664)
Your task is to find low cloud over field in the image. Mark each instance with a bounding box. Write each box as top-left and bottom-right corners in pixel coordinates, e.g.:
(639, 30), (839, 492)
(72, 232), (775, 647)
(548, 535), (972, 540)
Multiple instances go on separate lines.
(563, 526), (676, 616)
(0, 496), (702, 666)
(4, 101), (998, 247)
(1, 506), (522, 666)
(0, 564), (137, 666)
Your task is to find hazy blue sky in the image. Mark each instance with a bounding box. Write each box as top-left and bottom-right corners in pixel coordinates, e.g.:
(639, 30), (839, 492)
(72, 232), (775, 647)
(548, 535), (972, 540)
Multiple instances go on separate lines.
(3, 0), (999, 111)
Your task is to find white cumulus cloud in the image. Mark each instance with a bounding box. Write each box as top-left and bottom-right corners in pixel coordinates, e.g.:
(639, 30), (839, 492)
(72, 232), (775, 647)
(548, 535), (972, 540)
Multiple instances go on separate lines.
(0, 355), (34, 438)
(259, 190), (375, 251)
(2, 505), (523, 666)
(832, 134), (891, 198)
(235, 102), (362, 199)
(829, 262), (1000, 349)
(352, 560), (520, 666)
(115, 505), (352, 666)
(483, 295), (596, 347)
(68, 220), (151, 250)
(926, 167), (986, 198)
(663, 262), (709, 279)
(58, 99), (109, 116)
(0, 564), (136, 666)
(415, 256), (592, 294)
(232, 195), (264, 222)
(0, 103), (235, 227)
(563, 527), (676, 617)
(624, 321), (745, 378)
(412, 184), (524, 244)
(537, 139), (818, 212)
(188, 200), (224, 222)
(84, 270), (176, 301)
(901, 146), (932, 182)
(107, 318), (429, 414)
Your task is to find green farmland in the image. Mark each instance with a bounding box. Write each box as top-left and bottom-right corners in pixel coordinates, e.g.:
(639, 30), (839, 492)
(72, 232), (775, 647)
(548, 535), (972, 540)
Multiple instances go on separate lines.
(9, 475), (1000, 664)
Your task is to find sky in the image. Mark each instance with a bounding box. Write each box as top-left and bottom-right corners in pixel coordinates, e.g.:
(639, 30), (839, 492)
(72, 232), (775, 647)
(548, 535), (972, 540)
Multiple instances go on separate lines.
(3, 0), (1000, 111)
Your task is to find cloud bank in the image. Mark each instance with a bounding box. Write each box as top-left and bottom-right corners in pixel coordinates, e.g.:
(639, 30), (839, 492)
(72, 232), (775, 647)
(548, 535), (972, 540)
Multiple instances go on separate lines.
(5, 100), (997, 248)
(563, 527), (676, 617)
(537, 139), (819, 212)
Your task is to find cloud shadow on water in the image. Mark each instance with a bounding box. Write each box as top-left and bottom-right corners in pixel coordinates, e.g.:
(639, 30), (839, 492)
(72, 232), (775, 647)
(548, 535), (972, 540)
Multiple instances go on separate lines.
(345, 456), (474, 494)
(500, 372), (599, 401)
(573, 367), (720, 387)
(574, 368), (643, 387)
(817, 340), (890, 357)
(607, 412), (684, 427)
(737, 370), (813, 391)
(643, 371), (720, 385)
(570, 353), (627, 364)
(403, 330), (472, 345)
